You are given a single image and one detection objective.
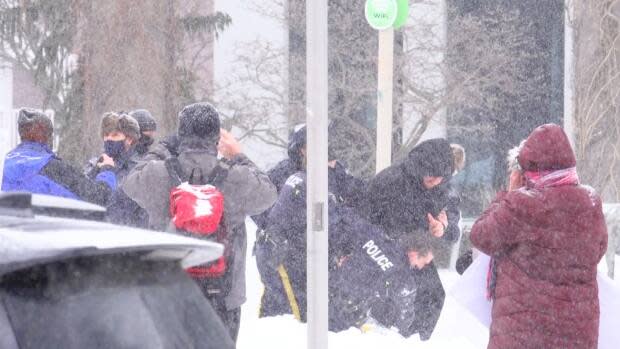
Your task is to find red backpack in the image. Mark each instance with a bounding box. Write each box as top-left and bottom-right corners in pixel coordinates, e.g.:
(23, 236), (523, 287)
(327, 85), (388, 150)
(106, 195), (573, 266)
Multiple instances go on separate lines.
(165, 157), (230, 279)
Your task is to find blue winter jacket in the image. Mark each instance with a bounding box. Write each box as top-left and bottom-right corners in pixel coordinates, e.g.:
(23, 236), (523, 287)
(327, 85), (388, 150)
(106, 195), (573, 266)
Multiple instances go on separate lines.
(1, 142), (116, 205)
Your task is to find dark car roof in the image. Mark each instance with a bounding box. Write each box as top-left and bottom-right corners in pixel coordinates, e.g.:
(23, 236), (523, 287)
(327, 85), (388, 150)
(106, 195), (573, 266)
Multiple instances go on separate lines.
(0, 193), (223, 276)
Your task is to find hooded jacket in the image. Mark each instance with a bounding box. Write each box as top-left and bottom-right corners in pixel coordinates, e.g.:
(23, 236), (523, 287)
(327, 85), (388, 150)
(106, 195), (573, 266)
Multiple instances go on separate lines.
(2, 142), (116, 206)
(122, 136), (277, 310)
(470, 124), (608, 349)
(364, 139), (459, 242)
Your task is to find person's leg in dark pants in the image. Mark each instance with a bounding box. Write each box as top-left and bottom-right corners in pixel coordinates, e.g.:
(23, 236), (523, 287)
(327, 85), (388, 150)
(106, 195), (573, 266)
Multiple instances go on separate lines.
(413, 262), (445, 341)
(256, 242), (290, 317)
(219, 306), (241, 343)
(207, 295), (241, 343)
(193, 277), (241, 343)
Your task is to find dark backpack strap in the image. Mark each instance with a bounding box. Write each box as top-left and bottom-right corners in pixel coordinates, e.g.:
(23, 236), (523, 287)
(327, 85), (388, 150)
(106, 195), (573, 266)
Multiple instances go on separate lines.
(207, 162), (229, 186)
(164, 157), (185, 186)
(188, 168), (206, 185)
(166, 156), (229, 187)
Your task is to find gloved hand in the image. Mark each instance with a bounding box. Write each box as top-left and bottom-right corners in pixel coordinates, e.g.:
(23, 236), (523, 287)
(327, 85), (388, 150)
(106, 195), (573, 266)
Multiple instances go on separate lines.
(369, 282), (420, 338)
(255, 230), (289, 270)
(369, 297), (397, 329)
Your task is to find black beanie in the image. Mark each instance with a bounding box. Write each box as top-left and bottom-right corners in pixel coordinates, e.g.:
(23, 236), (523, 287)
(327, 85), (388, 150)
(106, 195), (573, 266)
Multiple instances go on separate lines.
(177, 102), (220, 140)
(404, 138), (453, 179)
(130, 109), (157, 132)
(287, 123), (339, 170)
(288, 124), (307, 169)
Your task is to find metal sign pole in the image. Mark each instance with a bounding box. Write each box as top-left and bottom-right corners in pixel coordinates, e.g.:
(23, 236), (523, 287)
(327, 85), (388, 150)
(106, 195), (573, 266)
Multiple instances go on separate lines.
(365, 0), (399, 174)
(306, 1), (329, 348)
(376, 27), (395, 174)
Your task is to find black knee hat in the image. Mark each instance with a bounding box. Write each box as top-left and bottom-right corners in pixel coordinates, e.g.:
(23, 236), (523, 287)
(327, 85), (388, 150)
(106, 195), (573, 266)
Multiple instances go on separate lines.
(130, 109), (157, 133)
(177, 102), (220, 140)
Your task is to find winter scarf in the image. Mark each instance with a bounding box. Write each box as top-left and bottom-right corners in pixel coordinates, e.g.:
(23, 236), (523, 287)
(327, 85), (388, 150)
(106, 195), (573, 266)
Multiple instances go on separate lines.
(524, 167), (580, 189)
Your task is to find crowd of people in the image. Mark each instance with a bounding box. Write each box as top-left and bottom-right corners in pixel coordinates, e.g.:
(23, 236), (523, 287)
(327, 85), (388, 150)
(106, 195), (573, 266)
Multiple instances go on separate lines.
(1, 104), (608, 348)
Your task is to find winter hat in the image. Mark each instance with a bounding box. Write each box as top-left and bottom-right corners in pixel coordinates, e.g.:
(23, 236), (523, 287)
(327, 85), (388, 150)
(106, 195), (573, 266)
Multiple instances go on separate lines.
(288, 124), (307, 169)
(100, 112), (120, 138)
(118, 114), (141, 141)
(129, 109), (157, 133)
(287, 123), (339, 169)
(100, 112), (140, 141)
(17, 108), (53, 144)
(178, 102), (221, 140)
(518, 124), (576, 171)
(404, 138), (453, 180)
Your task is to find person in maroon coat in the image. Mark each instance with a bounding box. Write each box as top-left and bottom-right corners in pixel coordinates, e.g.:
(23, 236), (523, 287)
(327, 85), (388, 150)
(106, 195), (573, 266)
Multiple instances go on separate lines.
(470, 124), (608, 349)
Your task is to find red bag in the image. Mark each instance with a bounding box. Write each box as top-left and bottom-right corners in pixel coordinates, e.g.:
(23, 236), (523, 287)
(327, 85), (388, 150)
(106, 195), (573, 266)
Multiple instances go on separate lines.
(166, 158), (230, 278)
(170, 183), (224, 234)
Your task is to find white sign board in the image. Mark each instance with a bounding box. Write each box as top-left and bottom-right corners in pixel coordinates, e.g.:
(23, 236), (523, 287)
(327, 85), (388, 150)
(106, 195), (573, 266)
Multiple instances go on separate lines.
(452, 254), (620, 349)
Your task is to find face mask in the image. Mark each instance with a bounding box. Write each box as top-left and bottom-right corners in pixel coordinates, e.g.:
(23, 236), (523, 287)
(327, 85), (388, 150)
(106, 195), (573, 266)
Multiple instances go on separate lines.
(104, 140), (126, 158)
(135, 135), (154, 155)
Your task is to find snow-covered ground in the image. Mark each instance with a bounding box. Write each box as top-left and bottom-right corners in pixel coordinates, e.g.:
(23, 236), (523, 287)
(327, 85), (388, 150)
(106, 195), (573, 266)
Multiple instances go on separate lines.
(238, 220), (488, 348)
(238, 219), (620, 349)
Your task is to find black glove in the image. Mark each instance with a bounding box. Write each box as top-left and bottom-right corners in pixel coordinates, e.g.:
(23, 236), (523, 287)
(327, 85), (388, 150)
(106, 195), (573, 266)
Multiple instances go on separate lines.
(255, 229), (289, 270)
(370, 281), (420, 338)
(369, 297), (398, 329)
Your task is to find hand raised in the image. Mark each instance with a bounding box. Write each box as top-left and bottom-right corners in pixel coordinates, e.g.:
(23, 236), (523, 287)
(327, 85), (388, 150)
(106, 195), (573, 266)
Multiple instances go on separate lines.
(428, 213), (445, 238)
(218, 128), (242, 160)
(97, 154), (115, 168)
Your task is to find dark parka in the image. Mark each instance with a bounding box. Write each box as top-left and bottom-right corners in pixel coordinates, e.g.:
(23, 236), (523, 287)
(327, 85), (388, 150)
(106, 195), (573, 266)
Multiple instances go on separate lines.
(266, 170), (433, 336)
(470, 124), (608, 349)
(330, 206), (427, 336)
(362, 138), (457, 340)
(364, 139), (459, 242)
(260, 164), (366, 319)
(251, 126), (307, 231)
(254, 125), (366, 318)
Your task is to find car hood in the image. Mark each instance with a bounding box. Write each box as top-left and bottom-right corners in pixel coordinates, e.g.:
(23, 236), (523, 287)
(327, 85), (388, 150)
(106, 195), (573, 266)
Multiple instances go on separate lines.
(0, 215), (223, 276)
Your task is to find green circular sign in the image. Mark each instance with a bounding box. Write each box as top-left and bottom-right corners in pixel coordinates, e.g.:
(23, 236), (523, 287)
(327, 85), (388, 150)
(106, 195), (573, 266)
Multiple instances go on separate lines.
(393, 0), (410, 29)
(365, 0), (398, 30)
